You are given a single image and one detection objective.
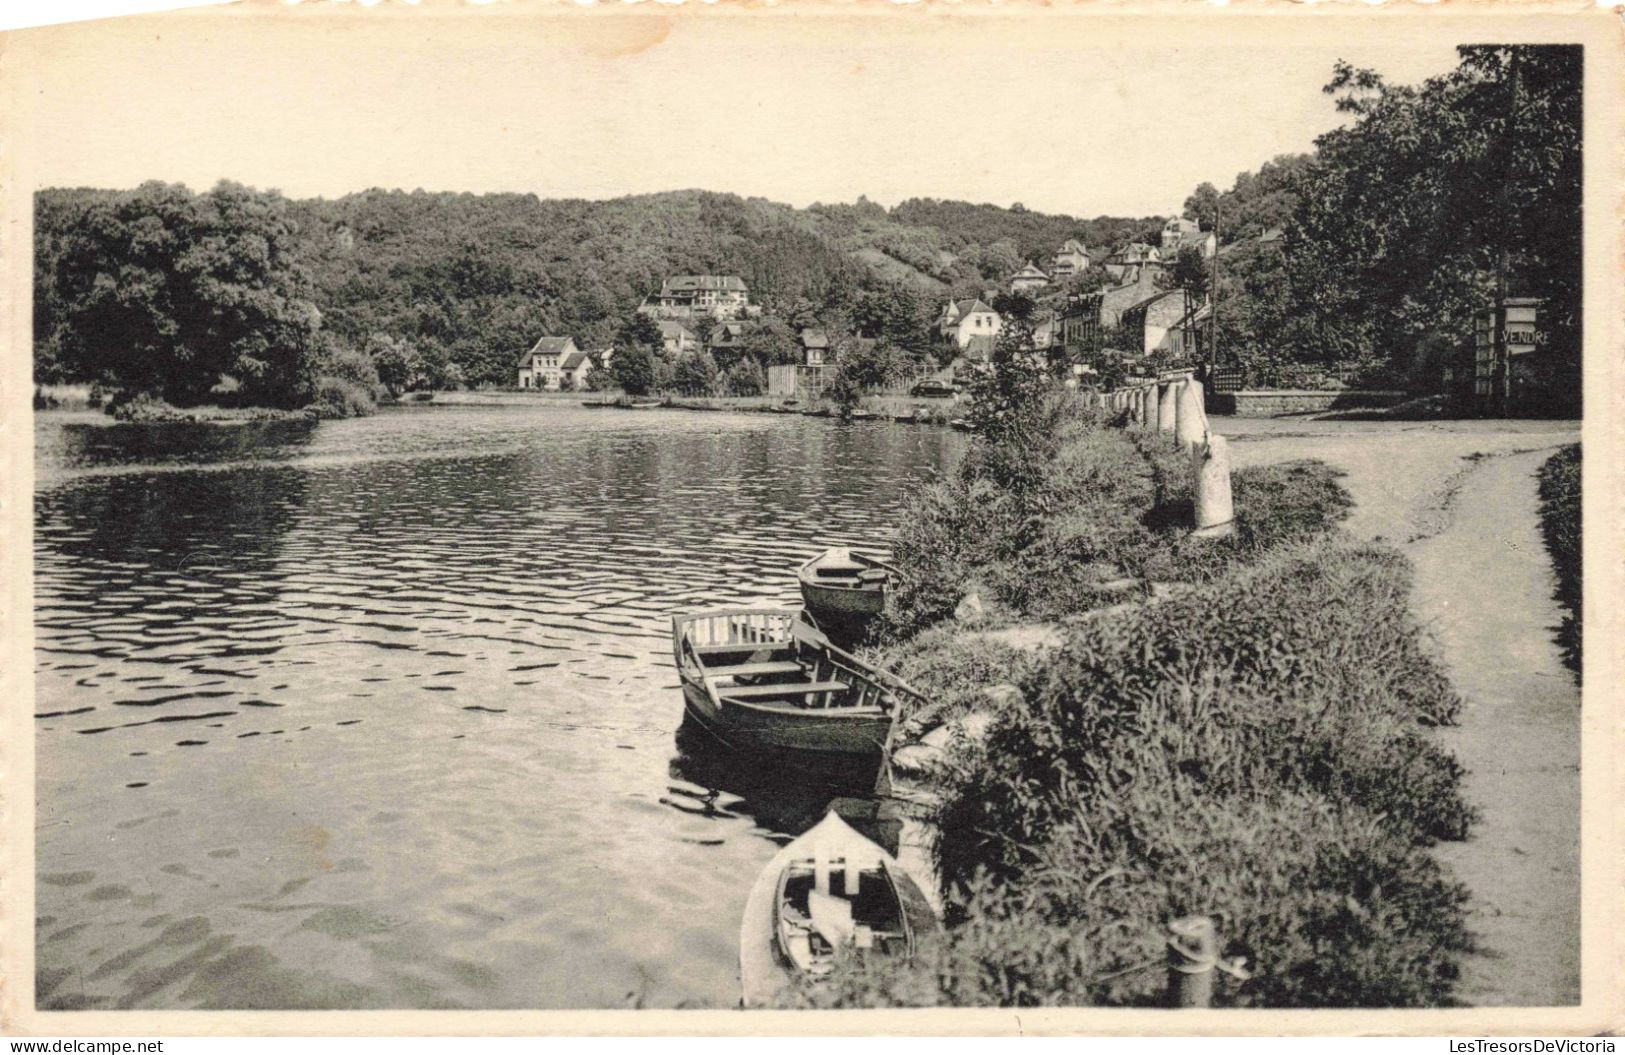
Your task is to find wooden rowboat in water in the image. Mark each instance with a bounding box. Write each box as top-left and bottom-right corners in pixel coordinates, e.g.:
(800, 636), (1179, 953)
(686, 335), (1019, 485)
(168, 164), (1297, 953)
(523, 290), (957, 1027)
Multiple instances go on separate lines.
(740, 811), (940, 1007)
(671, 609), (925, 760)
(797, 548), (894, 647)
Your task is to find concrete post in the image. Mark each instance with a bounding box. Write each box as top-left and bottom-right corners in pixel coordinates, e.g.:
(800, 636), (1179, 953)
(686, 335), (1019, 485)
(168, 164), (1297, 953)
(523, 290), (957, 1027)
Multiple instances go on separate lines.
(1141, 386), (1157, 432)
(1192, 434), (1236, 538)
(1167, 916), (1218, 1008)
(1175, 378), (1206, 452)
(1157, 382), (1177, 434)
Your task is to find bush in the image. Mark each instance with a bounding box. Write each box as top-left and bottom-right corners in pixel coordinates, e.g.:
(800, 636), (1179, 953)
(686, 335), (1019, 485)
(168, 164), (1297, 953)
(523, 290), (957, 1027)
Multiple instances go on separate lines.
(672, 350), (721, 396)
(722, 358), (766, 397)
(1536, 444), (1581, 677)
(788, 787), (1469, 1009)
(318, 342), (383, 397)
(883, 406), (1353, 635)
(308, 376), (377, 419)
(807, 538), (1472, 1010)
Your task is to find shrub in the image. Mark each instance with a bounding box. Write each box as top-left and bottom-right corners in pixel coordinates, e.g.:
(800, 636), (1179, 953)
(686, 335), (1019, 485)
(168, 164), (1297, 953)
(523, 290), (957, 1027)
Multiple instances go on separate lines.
(884, 408), (1353, 634)
(308, 376), (377, 419)
(810, 538), (1472, 1010)
(723, 358), (766, 397)
(1536, 444), (1581, 677)
(871, 627), (1038, 727)
(785, 786), (1469, 1009)
(318, 342), (383, 397)
(672, 349), (721, 396)
(107, 390), (184, 422)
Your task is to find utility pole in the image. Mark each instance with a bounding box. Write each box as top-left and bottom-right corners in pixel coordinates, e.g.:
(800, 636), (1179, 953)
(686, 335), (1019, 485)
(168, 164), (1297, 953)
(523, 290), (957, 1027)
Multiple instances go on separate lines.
(1208, 196), (1221, 365)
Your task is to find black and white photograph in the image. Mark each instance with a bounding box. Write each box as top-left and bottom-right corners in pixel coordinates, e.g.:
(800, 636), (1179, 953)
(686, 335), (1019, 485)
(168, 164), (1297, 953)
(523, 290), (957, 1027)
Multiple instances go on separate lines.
(2, 0), (1617, 1036)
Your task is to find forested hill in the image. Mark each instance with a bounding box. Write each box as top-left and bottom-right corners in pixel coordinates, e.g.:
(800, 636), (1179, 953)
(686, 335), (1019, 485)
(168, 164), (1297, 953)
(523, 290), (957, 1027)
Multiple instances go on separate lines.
(33, 184), (1161, 388)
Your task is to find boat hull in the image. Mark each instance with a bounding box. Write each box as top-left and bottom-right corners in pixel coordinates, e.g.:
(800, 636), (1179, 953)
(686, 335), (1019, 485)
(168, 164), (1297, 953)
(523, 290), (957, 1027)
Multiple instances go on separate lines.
(680, 679), (891, 759)
(799, 580), (886, 644)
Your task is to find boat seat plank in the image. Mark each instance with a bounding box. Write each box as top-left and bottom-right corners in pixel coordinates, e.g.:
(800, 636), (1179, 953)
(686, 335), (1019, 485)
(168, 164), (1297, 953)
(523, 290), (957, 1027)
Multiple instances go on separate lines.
(694, 642), (793, 658)
(704, 660), (804, 678)
(719, 680), (849, 700)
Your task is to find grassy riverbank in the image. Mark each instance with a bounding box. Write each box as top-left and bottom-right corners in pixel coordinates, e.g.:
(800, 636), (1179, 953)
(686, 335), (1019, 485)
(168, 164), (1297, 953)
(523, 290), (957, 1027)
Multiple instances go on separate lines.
(1536, 444), (1581, 677)
(784, 385), (1473, 1009)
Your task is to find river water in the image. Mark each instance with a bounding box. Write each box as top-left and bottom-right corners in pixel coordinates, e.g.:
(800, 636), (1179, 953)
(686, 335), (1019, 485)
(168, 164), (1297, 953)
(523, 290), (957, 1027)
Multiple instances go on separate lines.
(33, 405), (964, 1010)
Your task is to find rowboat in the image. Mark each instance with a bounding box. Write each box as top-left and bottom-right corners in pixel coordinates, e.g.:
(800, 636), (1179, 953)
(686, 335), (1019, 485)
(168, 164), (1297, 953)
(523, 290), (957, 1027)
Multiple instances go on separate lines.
(624, 398), (664, 410)
(671, 609), (925, 760)
(740, 811), (940, 1007)
(797, 548), (894, 646)
(845, 409), (879, 421)
(948, 418), (976, 432)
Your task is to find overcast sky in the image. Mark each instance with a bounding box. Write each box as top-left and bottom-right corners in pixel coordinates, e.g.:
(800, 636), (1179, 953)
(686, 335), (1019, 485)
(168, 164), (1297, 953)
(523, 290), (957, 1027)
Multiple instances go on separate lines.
(11, 5), (1468, 217)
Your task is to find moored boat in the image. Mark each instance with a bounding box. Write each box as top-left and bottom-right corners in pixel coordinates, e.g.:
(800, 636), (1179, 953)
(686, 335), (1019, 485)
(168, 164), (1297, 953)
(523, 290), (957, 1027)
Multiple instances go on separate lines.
(797, 548), (894, 647)
(671, 609), (924, 760)
(624, 398), (664, 409)
(740, 811), (940, 1007)
(948, 417), (976, 432)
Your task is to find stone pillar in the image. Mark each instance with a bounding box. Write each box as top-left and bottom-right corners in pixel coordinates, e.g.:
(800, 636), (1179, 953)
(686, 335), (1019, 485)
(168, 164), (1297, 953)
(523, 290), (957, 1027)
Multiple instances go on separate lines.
(1175, 378), (1207, 452)
(1157, 382), (1177, 434)
(1192, 434), (1236, 538)
(1141, 386), (1157, 431)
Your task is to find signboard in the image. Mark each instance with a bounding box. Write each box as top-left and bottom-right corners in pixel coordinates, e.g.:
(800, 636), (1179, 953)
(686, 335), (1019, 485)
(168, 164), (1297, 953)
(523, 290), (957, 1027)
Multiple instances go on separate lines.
(1208, 366), (1245, 394)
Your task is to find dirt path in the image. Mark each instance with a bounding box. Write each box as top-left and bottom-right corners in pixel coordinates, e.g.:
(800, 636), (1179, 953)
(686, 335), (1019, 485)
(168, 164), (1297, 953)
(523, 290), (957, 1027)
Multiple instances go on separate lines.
(1227, 419), (1581, 1007)
(1409, 449), (1581, 1007)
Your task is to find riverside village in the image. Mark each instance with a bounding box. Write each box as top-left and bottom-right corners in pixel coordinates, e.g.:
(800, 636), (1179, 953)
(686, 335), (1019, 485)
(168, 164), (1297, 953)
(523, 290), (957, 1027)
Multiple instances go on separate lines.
(21, 22), (1590, 1028)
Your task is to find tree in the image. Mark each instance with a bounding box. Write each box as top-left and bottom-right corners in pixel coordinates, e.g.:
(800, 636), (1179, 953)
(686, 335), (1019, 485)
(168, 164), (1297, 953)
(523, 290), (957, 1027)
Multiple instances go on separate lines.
(39, 180), (324, 407)
(722, 357), (766, 396)
(672, 349), (721, 396)
(367, 333), (416, 397)
(741, 316), (800, 367)
(612, 344), (657, 396)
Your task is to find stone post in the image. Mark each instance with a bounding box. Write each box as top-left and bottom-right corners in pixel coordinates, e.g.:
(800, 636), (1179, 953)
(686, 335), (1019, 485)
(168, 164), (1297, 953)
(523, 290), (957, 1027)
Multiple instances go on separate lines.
(1191, 434), (1236, 538)
(1142, 386), (1158, 432)
(1157, 382), (1177, 434)
(1166, 916), (1218, 1008)
(1175, 378), (1207, 452)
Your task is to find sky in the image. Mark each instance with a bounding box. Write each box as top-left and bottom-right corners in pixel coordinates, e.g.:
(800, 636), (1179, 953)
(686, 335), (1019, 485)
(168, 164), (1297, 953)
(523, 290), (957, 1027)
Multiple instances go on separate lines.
(8, 3), (1469, 218)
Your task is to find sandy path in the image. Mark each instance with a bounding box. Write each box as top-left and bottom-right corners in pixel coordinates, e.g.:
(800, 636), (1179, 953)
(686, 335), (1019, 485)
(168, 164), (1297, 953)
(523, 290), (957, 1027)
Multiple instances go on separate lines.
(1411, 449), (1581, 1007)
(1225, 418), (1581, 1007)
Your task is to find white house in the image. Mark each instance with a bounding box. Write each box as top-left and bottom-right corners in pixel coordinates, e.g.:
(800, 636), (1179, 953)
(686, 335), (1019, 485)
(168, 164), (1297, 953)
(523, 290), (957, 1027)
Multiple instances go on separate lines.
(516, 336), (580, 390)
(1051, 239), (1092, 278)
(937, 298), (1002, 349)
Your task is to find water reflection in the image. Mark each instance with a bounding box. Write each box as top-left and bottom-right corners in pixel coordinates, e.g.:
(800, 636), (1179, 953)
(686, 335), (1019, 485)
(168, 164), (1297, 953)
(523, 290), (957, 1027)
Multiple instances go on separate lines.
(34, 406), (960, 1009)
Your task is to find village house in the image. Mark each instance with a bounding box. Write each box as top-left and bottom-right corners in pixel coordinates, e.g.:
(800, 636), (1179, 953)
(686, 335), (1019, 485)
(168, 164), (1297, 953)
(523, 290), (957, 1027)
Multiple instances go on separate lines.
(516, 335), (580, 390)
(1161, 216), (1218, 259)
(800, 328), (831, 367)
(1057, 265), (1165, 348)
(1010, 262), (1050, 294)
(709, 320), (752, 360)
(658, 320), (700, 357)
(1120, 289), (1207, 359)
(1050, 239), (1092, 279)
(1101, 242), (1162, 282)
(937, 297), (1002, 348)
(638, 275), (755, 321)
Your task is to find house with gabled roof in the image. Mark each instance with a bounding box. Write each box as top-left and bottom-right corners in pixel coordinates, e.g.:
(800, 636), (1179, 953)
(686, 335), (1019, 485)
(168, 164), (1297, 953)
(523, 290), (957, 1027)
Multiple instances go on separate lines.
(1050, 240), (1092, 279)
(1121, 289), (1207, 359)
(937, 297), (1002, 349)
(517, 336), (580, 390)
(1010, 262), (1051, 294)
(638, 275), (756, 321)
(657, 320), (699, 357)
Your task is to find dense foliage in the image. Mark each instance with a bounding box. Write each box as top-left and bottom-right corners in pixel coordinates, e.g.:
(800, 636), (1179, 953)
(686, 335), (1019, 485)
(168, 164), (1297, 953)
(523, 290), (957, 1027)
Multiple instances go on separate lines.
(1536, 444), (1582, 677)
(1190, 46), (1581, 408)
(35, 183), (1158, 399)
